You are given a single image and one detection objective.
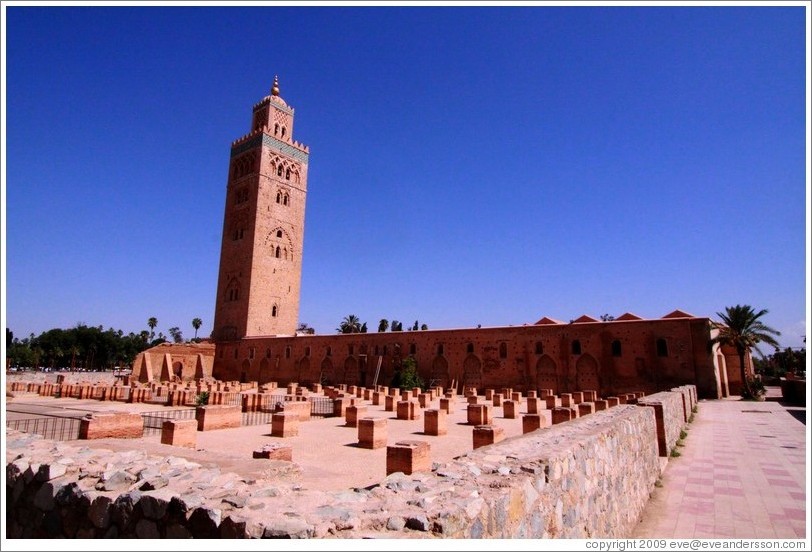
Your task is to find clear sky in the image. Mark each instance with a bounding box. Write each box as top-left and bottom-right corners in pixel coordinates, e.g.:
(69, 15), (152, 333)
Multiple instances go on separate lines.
(3, 2), (809, 349)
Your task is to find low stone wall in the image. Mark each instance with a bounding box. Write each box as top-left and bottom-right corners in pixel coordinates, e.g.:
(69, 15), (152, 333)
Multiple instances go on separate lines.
(78, 412), (144, 440)
(6, 371), (122, 387)
(637, 391), (685, 457)
(5, 404), (659, 539)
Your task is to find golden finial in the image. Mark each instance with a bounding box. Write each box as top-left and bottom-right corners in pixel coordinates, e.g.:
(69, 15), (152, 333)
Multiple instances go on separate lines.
(271, 75), (280, 97)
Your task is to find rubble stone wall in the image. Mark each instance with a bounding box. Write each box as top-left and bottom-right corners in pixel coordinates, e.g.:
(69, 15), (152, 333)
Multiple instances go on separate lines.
(5, 405), (659, 539)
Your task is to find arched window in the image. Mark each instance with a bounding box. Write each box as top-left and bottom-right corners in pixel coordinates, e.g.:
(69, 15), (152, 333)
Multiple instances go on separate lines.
(611, 340), (622, 357)
(499, 342), (507, 359)
(276, 230), (283, 238)
(535, 341), (543, 354)
(283, 194), (289, 206)
(285, 169), (290, 180)
(274, 123), (279, 135)
(277, 165), (283, 177)
(281, 127), (286, 138)
(572, 340), (582, 355)
(275, 246), (281, 258)
(276, 191), (282, 204)
(656, 338), (669, 357)
(466, 343), (474, 354)
(272, 305), (278, 317)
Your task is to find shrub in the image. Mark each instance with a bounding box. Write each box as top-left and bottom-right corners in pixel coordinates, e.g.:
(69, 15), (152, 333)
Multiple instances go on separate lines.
(195, 391), (210, 406)
(390, 357), (425, 391)
(741, 377), (766, 401)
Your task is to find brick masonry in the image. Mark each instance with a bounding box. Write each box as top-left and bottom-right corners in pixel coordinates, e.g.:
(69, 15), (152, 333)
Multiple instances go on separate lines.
(78, 412), (144, 440)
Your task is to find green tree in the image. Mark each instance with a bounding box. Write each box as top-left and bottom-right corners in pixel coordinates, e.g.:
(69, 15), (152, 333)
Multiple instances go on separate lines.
(148, 317), (158, 340)
(337, 315), (362, 334)
(420, 324), (428, 331)
(192, 318), (203, 339)
(391, 320), (402, 332)
(709, 305), (781, 399)
(296, 323), (315, 335)
(412, 320), (419, 331)
(168, 327), (183, 343)
(390, 356), (425, 391)
(378, 319), (389, 333)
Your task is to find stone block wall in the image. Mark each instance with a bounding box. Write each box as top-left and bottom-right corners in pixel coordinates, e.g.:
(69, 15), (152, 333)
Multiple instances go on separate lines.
(78, 412), (144, 440)
(6, 404), (660, 539)
(637, 390), (687, 457)
(195, 405), (241, 431)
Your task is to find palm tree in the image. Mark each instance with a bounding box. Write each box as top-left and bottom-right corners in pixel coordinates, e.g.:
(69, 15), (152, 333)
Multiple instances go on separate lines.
(337, 315), (362, 334)
(168, 327), (183, 343)
(147, 317), (158, 340)
(192, 318), (202, 339)
(709, 305), (781, 398)
(378, 319), (389, 333)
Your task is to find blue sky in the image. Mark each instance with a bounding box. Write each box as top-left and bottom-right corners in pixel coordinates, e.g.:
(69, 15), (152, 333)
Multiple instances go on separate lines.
(3, 3), (809, 349)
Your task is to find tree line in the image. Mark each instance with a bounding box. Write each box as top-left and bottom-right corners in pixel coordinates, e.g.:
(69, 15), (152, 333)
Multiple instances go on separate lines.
(6, 316), (205, 372)
(335, 315), (428, 334)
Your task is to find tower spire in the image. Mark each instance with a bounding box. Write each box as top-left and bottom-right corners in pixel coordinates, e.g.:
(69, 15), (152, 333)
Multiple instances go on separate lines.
(271, 75), (280, 97)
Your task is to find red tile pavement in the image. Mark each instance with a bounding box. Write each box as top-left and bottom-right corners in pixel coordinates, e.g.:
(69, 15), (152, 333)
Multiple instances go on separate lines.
(633, 389), (808, 539)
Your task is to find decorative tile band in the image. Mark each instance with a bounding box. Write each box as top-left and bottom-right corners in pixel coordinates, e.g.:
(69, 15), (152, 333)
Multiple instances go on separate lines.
(231, 134), (309, 164)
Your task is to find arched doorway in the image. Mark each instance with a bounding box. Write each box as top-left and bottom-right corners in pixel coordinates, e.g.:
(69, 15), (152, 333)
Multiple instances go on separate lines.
(576, 354), (600, 392)
(430, 355), (450, 388)
(320, 357), (334, 386)
(535, 355), (558, 394)
(343, 356), (358, 385)
(259, 358), (271, 384)
(172, 361), (183, 380)
(297, 357), (311, 384)
(462, 355), (482, 390)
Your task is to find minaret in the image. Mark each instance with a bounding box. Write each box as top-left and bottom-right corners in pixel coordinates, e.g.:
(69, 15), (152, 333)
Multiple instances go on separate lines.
(212, 78), (309, 341)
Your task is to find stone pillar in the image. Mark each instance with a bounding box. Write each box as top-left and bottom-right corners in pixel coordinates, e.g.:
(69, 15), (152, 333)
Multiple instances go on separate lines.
(345, 405), (368, 427)
(397, 400), (421, 420)
(511, 392), (522, 403)
(473, 425), (505, 449)
(160, 419), (196, 448)
(485, 389), (494, 400)
(526, 397), (540, 414)
(502, 400), (518, 419)
(607, 396), (621, 407)
(271, 412), (299, 438)
(418, 393), (430, 408)
(571, 391), (584, 404)
(384, 395), (397, 412)
(424, 409), (447, 436)
(363, 388), (372, 401)
(358, 418), (387, 449)
(578, 402), (595, 417)
(492, 393), (503, 407)
(545, 395), (561, 409)
(467, 404), (492, 425)
(594, 399), (609, 411)
(552, 407), (574, 425)
(311, 383), (322, 394)
(439, 397), (454, 414)
(526, 390), (538, 399)
(372, 391), (383, 405)
(522, 414), (544, 434)
(333, 397), (351, 417)
(467, 395), (479, 405)
(560, 393), (573, 407)
(583, 390), (598, 402)
(386, 440), (430, 475)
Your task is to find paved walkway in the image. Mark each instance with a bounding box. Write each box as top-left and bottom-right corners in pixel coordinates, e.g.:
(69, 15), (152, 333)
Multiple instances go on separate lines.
(633, 388), (808, 539)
